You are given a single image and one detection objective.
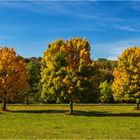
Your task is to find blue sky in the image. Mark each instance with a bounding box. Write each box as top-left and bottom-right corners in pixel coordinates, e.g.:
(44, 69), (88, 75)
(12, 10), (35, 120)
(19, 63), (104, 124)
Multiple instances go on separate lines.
(0, 1), (140, 60)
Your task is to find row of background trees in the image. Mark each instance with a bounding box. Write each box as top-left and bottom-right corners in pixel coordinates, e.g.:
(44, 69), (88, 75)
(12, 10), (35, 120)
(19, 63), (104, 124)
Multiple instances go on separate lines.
(24, 54), (117, 104)
(0, 38), (139, 113)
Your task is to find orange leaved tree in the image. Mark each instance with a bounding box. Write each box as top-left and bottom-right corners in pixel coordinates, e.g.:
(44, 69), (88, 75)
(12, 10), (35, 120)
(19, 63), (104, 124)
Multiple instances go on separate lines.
(0, 47), (29, 111)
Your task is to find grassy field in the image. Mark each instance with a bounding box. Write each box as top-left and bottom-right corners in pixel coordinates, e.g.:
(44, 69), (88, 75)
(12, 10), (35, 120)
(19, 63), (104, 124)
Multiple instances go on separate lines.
(0, 104), (140, 139)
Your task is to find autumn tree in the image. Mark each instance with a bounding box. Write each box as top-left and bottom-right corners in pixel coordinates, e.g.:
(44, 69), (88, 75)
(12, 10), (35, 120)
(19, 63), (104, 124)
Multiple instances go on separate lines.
(41, 38), (100, 114)
(0, 47), (29, 111)
(113, 47), (140, 109)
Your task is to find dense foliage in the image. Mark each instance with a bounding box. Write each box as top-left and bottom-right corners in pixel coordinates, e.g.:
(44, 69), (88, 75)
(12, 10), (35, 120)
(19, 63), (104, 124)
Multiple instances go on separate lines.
(0, 39), (139, 111)
(99, 81), (113, 103)
(41, 38), (100, 113)
(26, 57), (41, 104)
(96, 58), (117, 83)
(0, 47), (29, 110)
(113, 47), (140, 108)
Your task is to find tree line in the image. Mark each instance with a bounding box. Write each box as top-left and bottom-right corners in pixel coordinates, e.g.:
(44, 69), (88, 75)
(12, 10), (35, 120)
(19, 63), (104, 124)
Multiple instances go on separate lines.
(0, 37), (139, 114)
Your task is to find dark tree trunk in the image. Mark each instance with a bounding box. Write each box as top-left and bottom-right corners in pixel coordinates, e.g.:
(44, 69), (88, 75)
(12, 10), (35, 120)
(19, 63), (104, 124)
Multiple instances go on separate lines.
(2, 99), (7, 111)
(136, 103), (139, 110)
(26, 94), (29, 105)
(70, 99), (73, 115)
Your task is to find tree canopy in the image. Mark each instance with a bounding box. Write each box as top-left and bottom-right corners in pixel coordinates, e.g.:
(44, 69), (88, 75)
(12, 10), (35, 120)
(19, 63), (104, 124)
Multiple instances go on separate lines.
(0, 47), (29, 110)
(113, 47), (140, 105)
(41, 38), (100, 114)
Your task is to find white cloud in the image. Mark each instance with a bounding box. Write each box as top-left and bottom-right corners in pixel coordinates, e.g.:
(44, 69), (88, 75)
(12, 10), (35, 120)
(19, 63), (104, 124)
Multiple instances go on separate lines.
(113, 25), (140, 32)
(78, 13), (128, 22)
(92, 39), (140, 60)
(131, 2), (140, 12)
(0, 1), (129, 23)
(0, 1), (83, 15)
(0, 1), (30, 8)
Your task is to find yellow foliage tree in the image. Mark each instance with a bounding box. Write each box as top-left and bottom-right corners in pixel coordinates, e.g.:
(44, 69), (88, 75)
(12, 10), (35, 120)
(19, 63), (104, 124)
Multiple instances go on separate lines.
(41, 38), (100, 114)
(113, 47), (140, 109)
(0, 47), (29, 111)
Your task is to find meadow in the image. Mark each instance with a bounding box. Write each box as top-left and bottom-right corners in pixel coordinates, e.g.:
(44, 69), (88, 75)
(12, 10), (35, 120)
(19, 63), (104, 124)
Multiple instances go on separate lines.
(0, 104), (140, 139)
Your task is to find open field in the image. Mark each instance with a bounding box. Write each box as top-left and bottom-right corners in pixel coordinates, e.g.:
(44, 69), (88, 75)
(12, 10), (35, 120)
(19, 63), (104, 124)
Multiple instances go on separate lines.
(0, 104), (140, 139)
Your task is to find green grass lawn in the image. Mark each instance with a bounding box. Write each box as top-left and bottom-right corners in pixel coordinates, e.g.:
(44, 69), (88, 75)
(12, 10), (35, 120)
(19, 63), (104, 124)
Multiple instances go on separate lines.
(0, 104), (140, 139)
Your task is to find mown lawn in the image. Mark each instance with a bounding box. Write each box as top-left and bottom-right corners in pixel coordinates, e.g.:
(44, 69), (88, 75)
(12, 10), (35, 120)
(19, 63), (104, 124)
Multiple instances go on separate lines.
(0, 104), (140, 139)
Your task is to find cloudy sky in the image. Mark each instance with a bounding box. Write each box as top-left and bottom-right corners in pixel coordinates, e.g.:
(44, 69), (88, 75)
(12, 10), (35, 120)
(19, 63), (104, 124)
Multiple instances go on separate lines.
(0, 1), (140, 60)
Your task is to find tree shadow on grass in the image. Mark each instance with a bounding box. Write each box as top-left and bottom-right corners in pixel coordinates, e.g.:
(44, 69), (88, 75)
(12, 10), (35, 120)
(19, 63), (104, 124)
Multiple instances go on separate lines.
(4, 109), (140, 117)
(6, 109), (66, 114)
(74, 110), (140, 117)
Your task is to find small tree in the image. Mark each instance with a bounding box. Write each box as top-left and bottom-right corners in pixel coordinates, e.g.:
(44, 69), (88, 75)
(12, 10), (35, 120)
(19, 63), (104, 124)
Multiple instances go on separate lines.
(99, 81), (113, 103)
(113, 47), (140, 109)
(41, 38), (100, 114)
(0, 47), (29, 111)
(26, 59), (41, 105)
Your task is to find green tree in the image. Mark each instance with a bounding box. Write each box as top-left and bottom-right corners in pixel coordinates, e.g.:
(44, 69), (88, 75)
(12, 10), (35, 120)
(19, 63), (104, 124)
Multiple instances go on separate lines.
(96, 58), (117, 83)
(41, 38), (100, 114)
(79, 61), (101, 103)
(113, 47), (140, 109)
(26, 58), (41, 104)
(99, 81), (113, 103)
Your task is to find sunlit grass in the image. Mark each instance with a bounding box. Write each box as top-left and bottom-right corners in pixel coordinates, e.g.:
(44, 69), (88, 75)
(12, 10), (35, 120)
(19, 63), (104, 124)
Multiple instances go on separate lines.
(0, 104), (140, 139)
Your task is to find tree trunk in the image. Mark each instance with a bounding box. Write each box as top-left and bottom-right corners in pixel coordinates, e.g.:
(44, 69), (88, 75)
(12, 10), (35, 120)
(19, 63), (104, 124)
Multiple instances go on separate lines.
(70, 99), (73, 115)
(136, 99), (140, 110)
(26, 94), (29, 105)
(2, 99), (7, 111)
(136, 103), (139, 110)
